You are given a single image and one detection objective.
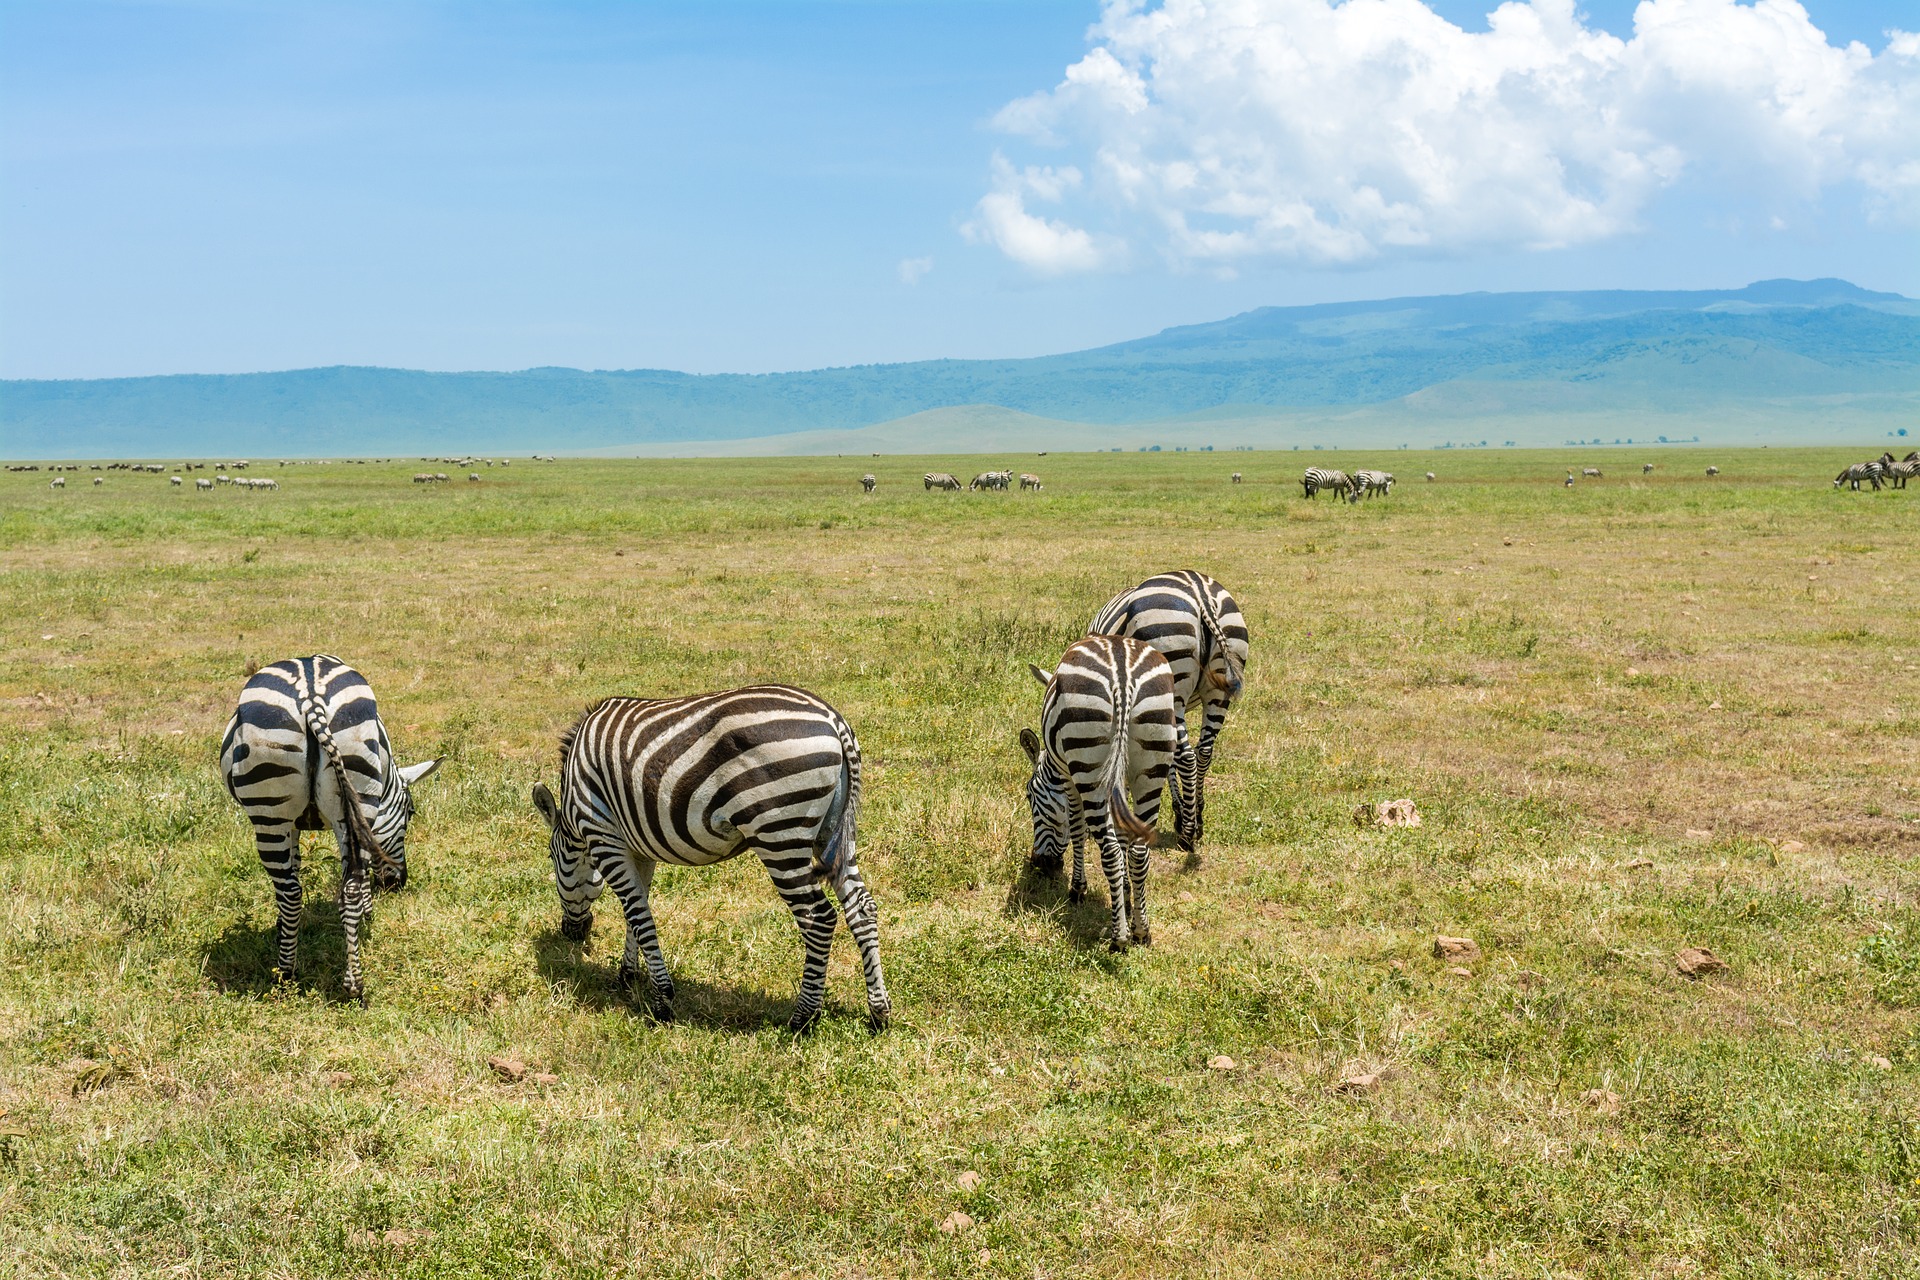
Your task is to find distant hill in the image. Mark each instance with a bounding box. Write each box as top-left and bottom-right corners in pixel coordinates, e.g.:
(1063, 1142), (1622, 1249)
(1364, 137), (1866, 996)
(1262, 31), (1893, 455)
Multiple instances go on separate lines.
(4, 279), (1916, 458)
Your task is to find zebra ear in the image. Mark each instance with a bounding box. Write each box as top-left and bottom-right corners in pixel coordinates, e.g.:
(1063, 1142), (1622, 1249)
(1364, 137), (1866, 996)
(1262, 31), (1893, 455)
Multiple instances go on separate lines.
(399, 757), (443, 786)
(1027, 663), (1052, 688)
(531, 782), (559, 830)
(1018, 727), (1042, 764)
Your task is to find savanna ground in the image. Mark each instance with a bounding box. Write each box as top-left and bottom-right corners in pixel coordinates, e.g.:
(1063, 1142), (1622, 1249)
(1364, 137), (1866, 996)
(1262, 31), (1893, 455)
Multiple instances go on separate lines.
(1, 447), (1917, 1278)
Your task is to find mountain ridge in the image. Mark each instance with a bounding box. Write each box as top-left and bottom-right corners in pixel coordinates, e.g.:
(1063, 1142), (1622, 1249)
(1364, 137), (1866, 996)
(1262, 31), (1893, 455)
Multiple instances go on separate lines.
(4, 280), (1916, 457)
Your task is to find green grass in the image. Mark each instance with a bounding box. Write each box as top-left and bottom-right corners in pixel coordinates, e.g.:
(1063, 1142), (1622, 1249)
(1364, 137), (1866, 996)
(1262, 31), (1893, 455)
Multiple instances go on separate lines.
(2, 448), (1918, 1277)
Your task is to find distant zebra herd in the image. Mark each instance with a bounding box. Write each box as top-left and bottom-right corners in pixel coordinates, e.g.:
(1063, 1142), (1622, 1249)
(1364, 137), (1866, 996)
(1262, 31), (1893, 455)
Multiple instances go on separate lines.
(217, 570), (1247, 1025)
(1835, 451), (1920, 491)
(907, 470), (1042, 492)
(1301, 467), (1394, 501)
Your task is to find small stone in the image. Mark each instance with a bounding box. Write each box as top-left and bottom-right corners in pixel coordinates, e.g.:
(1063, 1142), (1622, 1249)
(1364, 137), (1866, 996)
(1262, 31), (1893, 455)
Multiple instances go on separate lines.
(531, 1071), (559, 1086)
(40, 634), (53, 641)
(1433, 935), (1481, 963)
(1207, 1055), (1236, 1071)
(1177, 891), (1195, 903)
(1868, 1055), (1893, 1072)
(1707, 701), (1722, 710)
(1685, 828), (1712, 840)
(1625, 667), (1640, 678)
(1624, 858), (1654, 870)
(1502, 536), (1513, 546)
(382, 1228), (431, 1249)
(1675, 947), (1727, 977)
(1581, 1088), (1621, 1115)
(956, 1169), (984, 1192)
(1373, 798), (1421, 828)
(1514, 970), (1545, 989)
(326, 1071), (354, 1087)
(939, 1210), (974, 1234)
(1448, 966), (1473, 978)
(1780, 840), (1806, 854)
(486, 1055), (526, 1082)
(1389, 959), (1405, 972)
(1327, 1070), (1383, 1096)
(977, 1250), (992, 1266)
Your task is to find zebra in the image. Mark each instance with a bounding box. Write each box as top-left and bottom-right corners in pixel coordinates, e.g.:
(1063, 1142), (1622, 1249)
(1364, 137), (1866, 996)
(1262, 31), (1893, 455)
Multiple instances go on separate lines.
(1019, 636), (1177, 951)
(170, 475), (183, 486)
(50, 476), (65, 489)
(530, 685), (890, 1031)
(1885, 452), (1920, 489)
(1301, 467), (1350, 499)
(468, 472), (480, 482)
(1705, 466), (1720, 476)
(1583, 467), (1602, 478)
(92, 477), (102, 486)
(1425, 472), (1436, 482)
(968, 471), (1009, 491)
(195, 477), (212, 491)
(860, 474), (876, 493)
(1352, 469), (1394, 498)
(219, 656), (441, 1000)
(1835, 461), (1885, 491)
(1231, 472), (1242, 484)
(1019, 473), (1043, 491)
(1087, 571), (1248, 854)
(1643, 463), (1655, 474)
(924, 472), (963, 491)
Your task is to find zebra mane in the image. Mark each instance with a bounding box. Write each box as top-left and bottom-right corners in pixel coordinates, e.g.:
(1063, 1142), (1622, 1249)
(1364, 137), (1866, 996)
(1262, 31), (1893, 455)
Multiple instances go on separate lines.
(557, 697), (619, 767)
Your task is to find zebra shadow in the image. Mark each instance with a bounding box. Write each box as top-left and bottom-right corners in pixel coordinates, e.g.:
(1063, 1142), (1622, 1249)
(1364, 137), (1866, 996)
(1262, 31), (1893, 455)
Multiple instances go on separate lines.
(530, 930), (799, 1031)
(200, 901), (361, 1001)
(1001, 859), (1133, 954)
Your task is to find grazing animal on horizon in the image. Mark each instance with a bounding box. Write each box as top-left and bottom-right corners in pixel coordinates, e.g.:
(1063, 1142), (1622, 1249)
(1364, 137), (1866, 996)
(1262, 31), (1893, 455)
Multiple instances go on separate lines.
(1087, 571), (1248, 855)
(170, 475), (183, 486)
(969, 470), (1011, 491)
(1020, 636), (1177, 951)
(1019, 473), (1042, 491)
(1583, 467), (1602, 479)
(468, 473), (480, 482)
(860, 474), (876, 493)
(93, 477), (102, 486)
(1425, 472), (1436, 481)
(1643, 463), (1655, 474)
(924, 472), (963, 491)
(532, 685), (890, 1031)
(219, 656), (441, 1000)
(1231, 472), (1242, 484)
(50, 476), (64, 489)
(1835, 461), (1885, 491)
(1301, 467), (1350, 500)
(1705, 466), (1720, 476)
(195, 477), (212, 491)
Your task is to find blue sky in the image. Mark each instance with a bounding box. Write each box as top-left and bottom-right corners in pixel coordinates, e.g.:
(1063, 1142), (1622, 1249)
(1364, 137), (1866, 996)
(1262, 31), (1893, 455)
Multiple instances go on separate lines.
(2, 0), (1915, 379)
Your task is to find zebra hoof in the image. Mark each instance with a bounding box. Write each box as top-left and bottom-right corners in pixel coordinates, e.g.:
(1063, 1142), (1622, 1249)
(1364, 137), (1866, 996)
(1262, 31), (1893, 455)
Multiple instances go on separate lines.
(1134, 927), (1153, 947)
(560, 912), (592, 943)
(866, 1000), (891, 1032)
(787, 1007), (823, 1035)
(616, 963), (640, 993)
(1107, 937), (1130, 954)
(1068, 884), (1086, 904)
(647, 1002), (675, 1024)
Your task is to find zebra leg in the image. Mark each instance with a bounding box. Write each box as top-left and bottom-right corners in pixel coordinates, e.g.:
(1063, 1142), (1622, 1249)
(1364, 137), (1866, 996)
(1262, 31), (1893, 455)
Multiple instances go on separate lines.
(826, 861), (891, 1029)
(602, 854), (674, 1018)
(338, 860), (372, 1004)
(1126, 839), (1152, 946)
(253, 820), (302, 981)
(1067, 797), (1091, 904)
(1096, 825), (1133, 952)
(1170, 719), (1199, 853)
(772, 876), (839, 1032)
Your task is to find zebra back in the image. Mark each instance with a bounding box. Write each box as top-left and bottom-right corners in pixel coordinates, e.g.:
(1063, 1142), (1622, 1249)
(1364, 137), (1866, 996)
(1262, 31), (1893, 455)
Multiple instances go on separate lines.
(1089, 570), (1249, 710)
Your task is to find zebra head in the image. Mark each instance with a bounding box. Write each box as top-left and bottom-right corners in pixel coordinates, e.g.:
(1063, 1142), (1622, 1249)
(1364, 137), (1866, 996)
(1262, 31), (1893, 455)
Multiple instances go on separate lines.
(531, 781), (602, 941)
(369, 756), (442, 890)
(1017, 727), (1071, 875)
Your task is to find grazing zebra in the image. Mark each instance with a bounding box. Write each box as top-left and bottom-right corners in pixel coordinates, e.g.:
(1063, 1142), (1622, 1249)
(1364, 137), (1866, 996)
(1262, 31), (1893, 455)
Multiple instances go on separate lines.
(1019, 636), (1177, 951)
(1087, 571), (1248, 854)
(1884, 452), (1920, 489)
(860, 474), (876, 493)
(1583, 467), (1602, 478)
(924, 472), (963, 491)
(92, 477), (102, 486)
(1019, 473), (1043, 491)
(50, 476), (65, 489)
(195, 477), (213, 491)
(1835, 461), (1885, 491)
(170, 475), (183, 486)
(468, 472), (480, 482)
(969, 470), (1010, 491)
(1231, 472), (1242, 484)
(1301, 467), (1350, 499)
(1643, 463), (1655, 474)
(1705, 466), (1720, 476)
(1352, 469), (1394, 498)
(1425, 472), (1436, 481)
(219, 656), (441, 1000)
(531, 685), (890, 1031)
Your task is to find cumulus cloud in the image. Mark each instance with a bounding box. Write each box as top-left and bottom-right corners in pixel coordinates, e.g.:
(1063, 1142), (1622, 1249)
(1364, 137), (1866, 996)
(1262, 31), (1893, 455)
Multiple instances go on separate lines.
(897, 256), (935, 285)
(969, 0), (1920, 272)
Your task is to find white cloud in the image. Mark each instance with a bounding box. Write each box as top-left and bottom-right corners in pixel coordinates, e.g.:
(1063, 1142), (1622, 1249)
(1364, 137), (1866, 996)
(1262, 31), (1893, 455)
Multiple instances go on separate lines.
(971, 0), (1920, 273)
(897, 255), (935, 285)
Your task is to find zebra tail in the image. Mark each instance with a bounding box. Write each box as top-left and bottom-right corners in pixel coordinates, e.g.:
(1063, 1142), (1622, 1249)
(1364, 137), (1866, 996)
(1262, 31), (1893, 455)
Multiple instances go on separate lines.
(1193, 585), (1244, 696)
(297, 675), (383, 879)
(1103, 665), (1157, 845)
(817, 715), (861, 881)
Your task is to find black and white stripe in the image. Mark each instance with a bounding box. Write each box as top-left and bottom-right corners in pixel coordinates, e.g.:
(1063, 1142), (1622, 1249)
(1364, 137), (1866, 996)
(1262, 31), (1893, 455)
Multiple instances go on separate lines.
(1880, 452), (1918, 489)
(1020, 636), (1177, 951)
(1087, 571), (1248, 854)
(1301, 467), (1351, 500)
(924, 472), (963, 491)
(1352, 469), (1394, 498)
(531, 685), (889, 1031)
(1835, 461), (1886, 491)
(219, 656), (441, 1000)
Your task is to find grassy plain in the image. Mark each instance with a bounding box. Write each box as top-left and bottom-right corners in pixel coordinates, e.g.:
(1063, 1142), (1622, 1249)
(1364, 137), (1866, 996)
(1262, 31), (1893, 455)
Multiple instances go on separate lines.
(1, 447), (1918, 1278)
